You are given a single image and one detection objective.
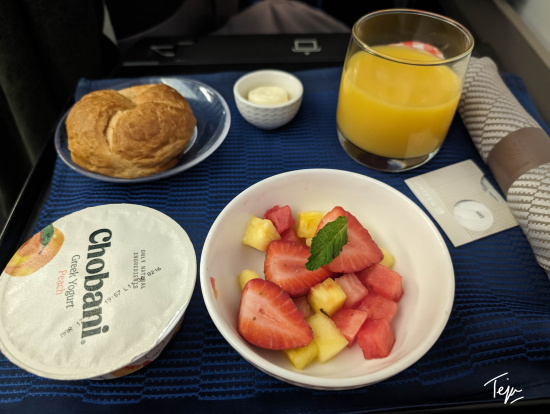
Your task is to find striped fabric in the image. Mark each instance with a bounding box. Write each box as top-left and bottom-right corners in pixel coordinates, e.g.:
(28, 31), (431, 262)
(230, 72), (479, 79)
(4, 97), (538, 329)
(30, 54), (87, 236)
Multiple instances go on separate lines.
(508, 165), (550, 272)
(458, 57), (540, 161)
(458, 57), (550, 277)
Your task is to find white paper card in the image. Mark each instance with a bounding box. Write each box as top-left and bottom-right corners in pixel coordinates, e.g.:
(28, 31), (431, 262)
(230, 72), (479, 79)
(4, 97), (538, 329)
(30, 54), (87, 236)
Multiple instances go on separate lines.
(405, 160), (518, 247)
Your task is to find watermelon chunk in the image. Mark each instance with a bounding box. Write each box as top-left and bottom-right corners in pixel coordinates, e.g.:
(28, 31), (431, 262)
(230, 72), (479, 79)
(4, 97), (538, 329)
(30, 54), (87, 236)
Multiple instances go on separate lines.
(331, 308), (368, 347)
(334, 273), (368, 309)
(356, 319), (396, 359)
(357, 263), (403, 302)
(358, 291), (398, 322)
(265, 205), (295, 234)
(280, 227), (305, 245)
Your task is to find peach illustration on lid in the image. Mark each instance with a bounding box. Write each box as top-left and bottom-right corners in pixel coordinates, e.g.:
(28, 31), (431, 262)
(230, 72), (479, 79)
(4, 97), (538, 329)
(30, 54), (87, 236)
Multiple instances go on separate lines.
(4, 225), (65, 277)
(0, 204), (196, 380)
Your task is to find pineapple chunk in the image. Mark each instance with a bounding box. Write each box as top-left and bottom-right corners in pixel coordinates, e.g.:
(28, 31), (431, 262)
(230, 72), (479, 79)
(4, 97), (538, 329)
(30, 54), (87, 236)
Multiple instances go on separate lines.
(307, 278), (346, 317)
(284, 341), (318, 370)
(380, 247), (395, 269)
(238, 269), (261, 290)
(305, 237), (313, 247)
(307, 312), (348, 363)
(242, 216), (281, 251)
(296, 211), (325, 239)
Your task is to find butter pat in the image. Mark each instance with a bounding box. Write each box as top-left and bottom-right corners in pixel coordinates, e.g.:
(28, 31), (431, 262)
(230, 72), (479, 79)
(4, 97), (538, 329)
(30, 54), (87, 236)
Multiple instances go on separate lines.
(0, 204), (196, 380)
(248, 86), (288, 105)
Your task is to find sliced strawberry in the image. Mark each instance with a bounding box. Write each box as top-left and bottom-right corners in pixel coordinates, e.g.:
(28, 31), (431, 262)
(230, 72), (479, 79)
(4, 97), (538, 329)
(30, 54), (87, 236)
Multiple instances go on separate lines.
(356, 263), (403, 302)
(238, 278), (313, 350)
(264, 205), (296, 234)
(264, 240), (333, 297)
(316, 206), (383, 273)
(335, 273), (368, 309)
(331, 308), (368, 347)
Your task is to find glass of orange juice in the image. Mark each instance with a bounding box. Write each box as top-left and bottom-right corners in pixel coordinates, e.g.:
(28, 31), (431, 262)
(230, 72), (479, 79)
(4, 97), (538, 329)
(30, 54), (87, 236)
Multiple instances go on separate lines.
(337, 9), (474, 171)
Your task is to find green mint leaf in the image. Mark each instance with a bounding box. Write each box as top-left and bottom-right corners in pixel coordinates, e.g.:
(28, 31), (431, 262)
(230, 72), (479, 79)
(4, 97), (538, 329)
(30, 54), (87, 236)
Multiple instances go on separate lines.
(305, 216), (347, 271)
(40, 224), (54, 253)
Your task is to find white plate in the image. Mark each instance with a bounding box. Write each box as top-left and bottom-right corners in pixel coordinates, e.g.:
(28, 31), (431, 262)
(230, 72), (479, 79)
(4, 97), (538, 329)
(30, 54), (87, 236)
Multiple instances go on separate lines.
(55, 77), (230, 183)
(200, 169), (455, 390)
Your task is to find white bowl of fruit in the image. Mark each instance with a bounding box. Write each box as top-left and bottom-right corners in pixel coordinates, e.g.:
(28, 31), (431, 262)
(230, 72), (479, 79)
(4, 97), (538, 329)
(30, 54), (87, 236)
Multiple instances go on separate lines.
(200, 169), (454, 390)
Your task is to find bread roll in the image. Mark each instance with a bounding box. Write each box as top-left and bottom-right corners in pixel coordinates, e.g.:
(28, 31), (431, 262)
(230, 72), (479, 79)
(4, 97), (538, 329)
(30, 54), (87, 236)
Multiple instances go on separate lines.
(66, 83), (196, 179)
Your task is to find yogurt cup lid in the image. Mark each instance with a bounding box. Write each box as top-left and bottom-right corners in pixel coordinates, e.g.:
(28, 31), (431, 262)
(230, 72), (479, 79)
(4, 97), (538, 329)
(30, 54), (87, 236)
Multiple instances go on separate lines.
(0, 204), (196, 380)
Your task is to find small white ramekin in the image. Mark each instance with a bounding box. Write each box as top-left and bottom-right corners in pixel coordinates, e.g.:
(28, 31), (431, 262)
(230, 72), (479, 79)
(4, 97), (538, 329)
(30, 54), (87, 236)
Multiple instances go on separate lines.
(233, 70), (303, 130)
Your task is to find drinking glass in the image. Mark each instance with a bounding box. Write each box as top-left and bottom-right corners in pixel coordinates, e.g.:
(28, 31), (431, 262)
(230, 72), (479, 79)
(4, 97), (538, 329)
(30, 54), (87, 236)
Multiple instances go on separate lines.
(336, 9), (474, 172)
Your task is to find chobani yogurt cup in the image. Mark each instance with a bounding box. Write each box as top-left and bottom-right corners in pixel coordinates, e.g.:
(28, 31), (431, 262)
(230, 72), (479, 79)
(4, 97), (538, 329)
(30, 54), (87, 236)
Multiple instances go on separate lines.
(0, 204), (196, 380)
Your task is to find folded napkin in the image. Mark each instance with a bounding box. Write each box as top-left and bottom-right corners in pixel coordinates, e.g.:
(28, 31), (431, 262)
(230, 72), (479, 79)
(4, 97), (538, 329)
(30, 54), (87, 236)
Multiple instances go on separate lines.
(458, 57), (550, 277)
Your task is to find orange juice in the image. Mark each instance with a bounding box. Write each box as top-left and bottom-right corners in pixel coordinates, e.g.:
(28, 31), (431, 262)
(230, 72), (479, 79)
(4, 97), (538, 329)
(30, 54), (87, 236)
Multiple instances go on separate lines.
(337, 45), (462, 159)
